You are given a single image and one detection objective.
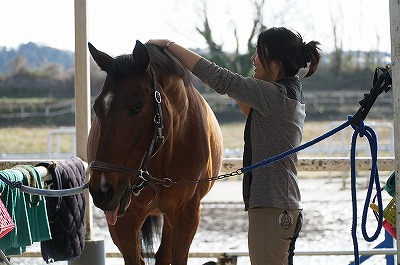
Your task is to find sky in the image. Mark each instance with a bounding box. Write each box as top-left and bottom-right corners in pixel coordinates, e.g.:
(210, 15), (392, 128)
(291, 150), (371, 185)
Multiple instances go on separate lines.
(1, 0), (393, 56)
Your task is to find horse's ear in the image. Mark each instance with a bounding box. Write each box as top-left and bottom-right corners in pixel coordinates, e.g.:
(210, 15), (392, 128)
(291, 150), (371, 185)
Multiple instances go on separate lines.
(88, 42), (114, 72)
(132, 40), (150, 72)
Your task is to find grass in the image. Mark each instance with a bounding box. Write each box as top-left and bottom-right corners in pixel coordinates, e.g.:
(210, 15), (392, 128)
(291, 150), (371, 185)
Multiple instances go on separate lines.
(0, 120), (394, 156)
(0, 126), (74, 154)
(220, 120), (394, 156)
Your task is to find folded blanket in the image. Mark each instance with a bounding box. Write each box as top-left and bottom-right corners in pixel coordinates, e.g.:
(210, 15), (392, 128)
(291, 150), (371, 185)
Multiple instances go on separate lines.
(40, 157), (86, 263)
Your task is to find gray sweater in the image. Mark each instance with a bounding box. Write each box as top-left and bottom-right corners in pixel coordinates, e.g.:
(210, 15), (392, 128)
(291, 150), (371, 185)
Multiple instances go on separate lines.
(193, 58), (305, 210)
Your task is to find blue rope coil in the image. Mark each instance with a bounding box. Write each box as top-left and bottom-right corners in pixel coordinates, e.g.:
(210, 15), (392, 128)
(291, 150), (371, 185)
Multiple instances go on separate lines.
(349, 117), (383, 265)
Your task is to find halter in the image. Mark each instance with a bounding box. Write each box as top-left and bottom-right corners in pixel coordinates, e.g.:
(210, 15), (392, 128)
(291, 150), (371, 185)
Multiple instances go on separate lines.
(90, 66), (165, 203)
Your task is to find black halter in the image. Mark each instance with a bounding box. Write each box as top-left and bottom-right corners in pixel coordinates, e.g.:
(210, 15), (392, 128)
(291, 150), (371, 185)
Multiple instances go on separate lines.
(90, 65), (165, 201)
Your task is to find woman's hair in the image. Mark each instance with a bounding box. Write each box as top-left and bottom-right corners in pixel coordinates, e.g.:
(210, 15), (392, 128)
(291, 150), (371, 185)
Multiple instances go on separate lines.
(257, 27), (321, 78)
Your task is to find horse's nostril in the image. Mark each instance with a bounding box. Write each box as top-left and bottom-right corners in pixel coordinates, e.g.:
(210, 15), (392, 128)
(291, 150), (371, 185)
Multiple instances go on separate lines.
(106, 185), (114, 200)
(89, 181), (115, 207)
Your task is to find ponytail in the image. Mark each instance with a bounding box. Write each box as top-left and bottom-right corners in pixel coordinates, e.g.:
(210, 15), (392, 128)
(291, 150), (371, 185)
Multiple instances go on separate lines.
(301, 41), (321, 77)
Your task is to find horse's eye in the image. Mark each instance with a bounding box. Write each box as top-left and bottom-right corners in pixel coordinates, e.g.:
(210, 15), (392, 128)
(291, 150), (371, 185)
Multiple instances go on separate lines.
(129, 104), (143, 116)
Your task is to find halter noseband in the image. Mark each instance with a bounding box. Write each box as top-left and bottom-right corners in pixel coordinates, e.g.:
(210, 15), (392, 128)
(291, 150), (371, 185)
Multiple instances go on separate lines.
(90, 65), (165, 202)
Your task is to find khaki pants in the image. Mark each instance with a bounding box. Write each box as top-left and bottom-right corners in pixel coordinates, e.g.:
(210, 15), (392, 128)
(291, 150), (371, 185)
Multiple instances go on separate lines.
(248, 207), (303, 265)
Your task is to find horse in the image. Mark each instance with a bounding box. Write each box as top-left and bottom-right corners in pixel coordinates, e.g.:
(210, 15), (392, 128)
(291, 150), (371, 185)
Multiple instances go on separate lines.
(86, 40), (223, 265)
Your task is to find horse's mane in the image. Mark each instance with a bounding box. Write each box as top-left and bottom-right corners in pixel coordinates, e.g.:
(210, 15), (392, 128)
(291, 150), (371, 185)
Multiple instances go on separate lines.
(109, 44), (192, 87)
(146, 44), (192, 87)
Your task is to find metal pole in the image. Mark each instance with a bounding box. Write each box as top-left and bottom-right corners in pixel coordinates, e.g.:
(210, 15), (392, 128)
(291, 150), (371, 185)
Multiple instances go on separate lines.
(70, 0), (105, 264)
(390, 0), (400, 262)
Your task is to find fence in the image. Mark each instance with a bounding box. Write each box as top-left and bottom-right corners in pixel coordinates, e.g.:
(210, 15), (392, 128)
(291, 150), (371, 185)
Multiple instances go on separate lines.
(0, 91), (394, 121)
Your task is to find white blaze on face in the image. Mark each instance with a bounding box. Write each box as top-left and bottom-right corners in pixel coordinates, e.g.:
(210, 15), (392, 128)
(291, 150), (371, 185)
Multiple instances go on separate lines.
(103, 91), (114, 113)
(99, 172), (121, 225)
(100, 173), (108, 193)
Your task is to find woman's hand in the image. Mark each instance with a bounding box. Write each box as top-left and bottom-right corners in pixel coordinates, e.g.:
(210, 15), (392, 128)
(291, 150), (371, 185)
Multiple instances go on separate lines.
(146, 39), (202, 72)
(147, 39), (173, 49)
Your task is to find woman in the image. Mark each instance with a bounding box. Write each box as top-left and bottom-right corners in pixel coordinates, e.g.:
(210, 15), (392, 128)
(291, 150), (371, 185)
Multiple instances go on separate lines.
(149, 26), (321, 265)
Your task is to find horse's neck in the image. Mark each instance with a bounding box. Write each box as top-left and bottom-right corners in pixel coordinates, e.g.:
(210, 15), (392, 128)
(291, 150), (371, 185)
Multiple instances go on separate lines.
(163, 78), (191, 118)
(163, 78), (202, 134)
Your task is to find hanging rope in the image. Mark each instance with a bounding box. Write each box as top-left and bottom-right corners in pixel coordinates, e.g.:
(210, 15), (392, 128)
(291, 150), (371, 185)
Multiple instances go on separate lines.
(350, 118), (383, 265)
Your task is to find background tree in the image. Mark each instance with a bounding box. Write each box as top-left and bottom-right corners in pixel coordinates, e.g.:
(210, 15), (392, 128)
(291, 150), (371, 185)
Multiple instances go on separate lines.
(196, 0), (266, 76)
(10, 56), (28, 75)
(329, 5), (343, 78)
(195, 0), (307, 77)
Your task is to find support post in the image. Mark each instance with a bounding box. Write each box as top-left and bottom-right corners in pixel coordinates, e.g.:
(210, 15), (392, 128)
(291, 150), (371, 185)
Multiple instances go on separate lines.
(390, 0), (400, 262)
(70, 0), (105, 264)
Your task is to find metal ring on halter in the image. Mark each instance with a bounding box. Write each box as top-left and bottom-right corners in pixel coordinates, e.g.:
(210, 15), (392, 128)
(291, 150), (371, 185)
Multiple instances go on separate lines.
(162, 178), (172, 187)
(138, 169), (150, 181)
(154, 91), (161, 104)
(154, 114), (162, 125)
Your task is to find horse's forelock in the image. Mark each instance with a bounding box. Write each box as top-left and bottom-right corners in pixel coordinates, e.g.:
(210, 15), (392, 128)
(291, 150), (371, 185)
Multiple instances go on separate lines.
(108, 54), (137, 77)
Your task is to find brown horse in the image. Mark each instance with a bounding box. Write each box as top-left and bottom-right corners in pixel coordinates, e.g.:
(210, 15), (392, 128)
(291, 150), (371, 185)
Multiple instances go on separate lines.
(87, 40), (223, 265)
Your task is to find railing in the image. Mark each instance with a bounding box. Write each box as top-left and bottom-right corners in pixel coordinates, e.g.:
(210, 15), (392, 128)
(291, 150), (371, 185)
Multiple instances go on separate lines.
(47, 127), (76, 158)
(13, 244), (397, 265)
(0, 100), (75, 119)
(222, 157), (395, 172)
(0, 91), (394, 120)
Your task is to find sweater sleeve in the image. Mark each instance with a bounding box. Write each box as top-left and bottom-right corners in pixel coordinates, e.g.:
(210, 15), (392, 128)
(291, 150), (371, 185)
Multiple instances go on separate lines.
(192, 58), (289, 114)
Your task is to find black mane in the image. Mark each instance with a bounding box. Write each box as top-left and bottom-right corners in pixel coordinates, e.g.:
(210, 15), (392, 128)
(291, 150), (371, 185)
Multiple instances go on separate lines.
(109, 54), (136, 77)
(146, 43), (192, 87)
(109, 44), (192, 87)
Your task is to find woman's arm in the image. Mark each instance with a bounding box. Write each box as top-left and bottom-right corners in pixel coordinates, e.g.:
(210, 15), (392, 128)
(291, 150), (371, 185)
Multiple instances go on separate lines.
(148, 39), (270, 115)
(147, 40), (201, 72)
(236, 101), (251, 117)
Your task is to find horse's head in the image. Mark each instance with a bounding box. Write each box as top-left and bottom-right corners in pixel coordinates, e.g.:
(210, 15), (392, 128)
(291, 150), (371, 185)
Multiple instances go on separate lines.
(87, 40), (165, 225)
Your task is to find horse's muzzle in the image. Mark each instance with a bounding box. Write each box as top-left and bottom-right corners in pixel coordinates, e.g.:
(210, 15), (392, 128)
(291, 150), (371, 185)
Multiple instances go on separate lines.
(89, 180), (132, 225)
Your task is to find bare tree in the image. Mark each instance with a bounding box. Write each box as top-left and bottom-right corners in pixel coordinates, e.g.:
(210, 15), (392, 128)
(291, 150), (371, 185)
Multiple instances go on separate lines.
(329, 5), (343, 77)
(195, 0), (306, 76)
(196, 0), (265, 75)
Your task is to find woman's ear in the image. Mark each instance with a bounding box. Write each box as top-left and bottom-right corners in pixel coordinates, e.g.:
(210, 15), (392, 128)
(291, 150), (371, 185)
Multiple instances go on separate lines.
(270, 60), (285, 79)
(270, 60), (281, 70)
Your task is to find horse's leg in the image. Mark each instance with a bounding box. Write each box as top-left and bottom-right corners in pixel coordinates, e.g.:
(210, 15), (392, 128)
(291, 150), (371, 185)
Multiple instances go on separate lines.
(154, 216), (172, 265)
(108, 214), (144, 265)
(170, 200), (202, 265)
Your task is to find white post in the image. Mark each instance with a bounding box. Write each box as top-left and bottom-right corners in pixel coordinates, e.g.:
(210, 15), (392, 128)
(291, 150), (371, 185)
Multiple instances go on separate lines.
(74, 0), (92, 239)
(70, 0), (105, 264)
(390, 0), (400, 261)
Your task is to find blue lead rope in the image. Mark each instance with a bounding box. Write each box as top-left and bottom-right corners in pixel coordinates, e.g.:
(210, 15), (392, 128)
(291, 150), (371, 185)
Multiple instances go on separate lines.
(350, 119), (383, 265)
(241, 119), (352, 174)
